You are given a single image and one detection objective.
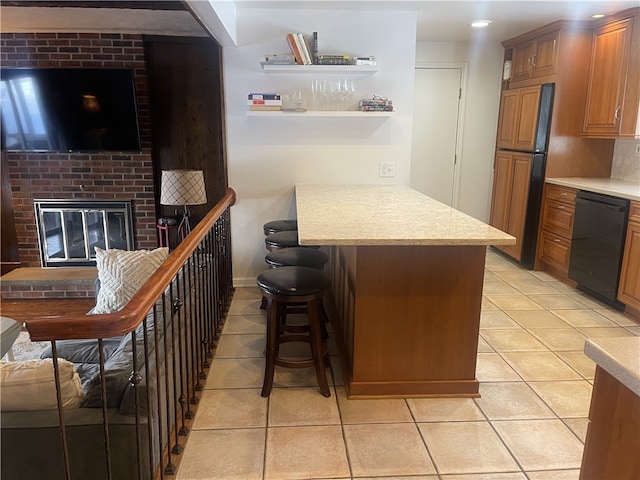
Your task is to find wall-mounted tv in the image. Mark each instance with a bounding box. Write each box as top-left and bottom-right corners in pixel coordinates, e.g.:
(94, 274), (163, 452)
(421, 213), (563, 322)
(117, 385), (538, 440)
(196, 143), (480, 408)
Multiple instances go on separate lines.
(1, 68), (141, 152)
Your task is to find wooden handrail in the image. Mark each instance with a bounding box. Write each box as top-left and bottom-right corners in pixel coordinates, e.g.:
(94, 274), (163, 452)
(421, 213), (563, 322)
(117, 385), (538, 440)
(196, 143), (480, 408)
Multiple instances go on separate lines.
(25, 187), (237, 342)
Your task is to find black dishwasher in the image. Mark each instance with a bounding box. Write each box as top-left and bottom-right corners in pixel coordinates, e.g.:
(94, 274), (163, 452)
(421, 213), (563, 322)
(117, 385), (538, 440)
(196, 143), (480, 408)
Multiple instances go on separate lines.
(568, 191), (629, 310)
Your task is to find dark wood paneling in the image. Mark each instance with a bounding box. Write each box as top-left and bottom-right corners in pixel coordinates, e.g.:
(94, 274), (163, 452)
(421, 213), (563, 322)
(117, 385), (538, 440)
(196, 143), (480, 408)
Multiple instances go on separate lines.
(1, 1), (186, 10)
(1, 153), (20, 274)
(144, 36), (227, 229)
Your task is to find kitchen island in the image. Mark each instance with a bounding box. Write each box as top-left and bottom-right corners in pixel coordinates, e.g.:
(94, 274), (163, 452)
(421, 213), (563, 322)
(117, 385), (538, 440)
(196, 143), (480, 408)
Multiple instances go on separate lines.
(580, 337), (639, 480)
(295, 184), (515, 398)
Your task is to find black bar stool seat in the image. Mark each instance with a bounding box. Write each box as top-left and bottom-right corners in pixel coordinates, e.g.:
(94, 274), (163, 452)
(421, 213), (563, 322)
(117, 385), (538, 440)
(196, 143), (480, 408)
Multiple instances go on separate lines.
(257, 266), (331, 397)
(263, 219), (298, 236)
(265, 230), (320, 251)
(265, 247), (329, 270)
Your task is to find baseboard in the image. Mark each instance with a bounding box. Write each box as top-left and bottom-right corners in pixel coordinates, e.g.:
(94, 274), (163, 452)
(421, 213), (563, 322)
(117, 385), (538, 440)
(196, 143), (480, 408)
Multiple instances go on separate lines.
(233, 277), (258, 288)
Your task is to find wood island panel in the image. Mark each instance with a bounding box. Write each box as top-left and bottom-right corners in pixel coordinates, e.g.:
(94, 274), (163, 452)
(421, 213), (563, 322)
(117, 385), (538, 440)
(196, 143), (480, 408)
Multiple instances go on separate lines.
(579, 366), (640, 480)
(328, 244), (485, 398)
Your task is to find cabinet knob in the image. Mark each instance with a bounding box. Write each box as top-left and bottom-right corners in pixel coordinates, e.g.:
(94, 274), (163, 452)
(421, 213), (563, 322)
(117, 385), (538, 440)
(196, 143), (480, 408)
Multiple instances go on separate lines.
(614, 105), (621, 122)
(553, 238), (561, 243)
(560, 192), (567, 196)
(556, 205), (565, 210)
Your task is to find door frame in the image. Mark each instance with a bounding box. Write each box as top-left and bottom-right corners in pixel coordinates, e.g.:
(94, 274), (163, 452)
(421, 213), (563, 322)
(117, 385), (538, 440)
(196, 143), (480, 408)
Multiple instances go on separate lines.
(413, 62), (468, 209)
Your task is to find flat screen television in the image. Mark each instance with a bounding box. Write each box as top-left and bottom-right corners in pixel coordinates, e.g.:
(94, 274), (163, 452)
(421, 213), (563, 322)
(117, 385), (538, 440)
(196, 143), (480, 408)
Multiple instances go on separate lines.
(0, 68), (141, 152)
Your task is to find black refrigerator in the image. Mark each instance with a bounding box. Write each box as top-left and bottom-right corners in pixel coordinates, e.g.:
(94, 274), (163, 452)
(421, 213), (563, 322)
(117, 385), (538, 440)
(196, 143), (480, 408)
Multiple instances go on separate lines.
(497, 83), (554, 269)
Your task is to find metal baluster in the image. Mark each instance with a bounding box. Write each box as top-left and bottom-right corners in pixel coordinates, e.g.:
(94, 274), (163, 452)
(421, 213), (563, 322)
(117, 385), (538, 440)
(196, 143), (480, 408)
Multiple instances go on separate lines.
(161, 289), (176, 474)
(128, 328), (144, 480)
(51, 341), (73, 480)
(97, 338), (113, 480)
(143, 305), (158, 478)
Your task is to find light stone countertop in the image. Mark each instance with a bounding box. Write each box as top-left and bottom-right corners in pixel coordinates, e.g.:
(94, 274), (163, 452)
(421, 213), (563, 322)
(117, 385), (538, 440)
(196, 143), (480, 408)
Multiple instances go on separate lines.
(584, 337), (640, 397)
(546, 177), (640, 202)
(295, 184), (516, 246)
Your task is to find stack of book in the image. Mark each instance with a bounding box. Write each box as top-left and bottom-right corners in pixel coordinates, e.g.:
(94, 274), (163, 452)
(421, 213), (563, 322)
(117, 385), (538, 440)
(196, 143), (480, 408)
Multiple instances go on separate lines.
(286, 32), (317, 65)
(248, 93), (282, 111)
(262, 54), (296, 66)
(359, 98), (393, 112)
(354, 56), (376, 66)
(316, 54), (351, 66)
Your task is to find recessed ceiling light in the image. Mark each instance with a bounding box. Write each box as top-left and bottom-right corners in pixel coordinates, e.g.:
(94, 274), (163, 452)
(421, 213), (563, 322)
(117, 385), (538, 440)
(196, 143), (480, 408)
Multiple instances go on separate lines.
(592, 13), (605, 18)
(471, 20), (492, 28)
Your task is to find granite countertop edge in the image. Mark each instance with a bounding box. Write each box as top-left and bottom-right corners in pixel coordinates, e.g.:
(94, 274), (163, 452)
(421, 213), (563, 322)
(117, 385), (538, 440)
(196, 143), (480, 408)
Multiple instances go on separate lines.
(546, 177), (640, 202)
(295, 184), (516, 246)
(584, 337), (640, 396)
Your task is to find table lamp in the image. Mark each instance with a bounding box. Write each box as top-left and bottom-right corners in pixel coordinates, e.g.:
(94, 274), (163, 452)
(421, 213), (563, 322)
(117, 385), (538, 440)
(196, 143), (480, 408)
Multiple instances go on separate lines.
(160, 169), (207, 239)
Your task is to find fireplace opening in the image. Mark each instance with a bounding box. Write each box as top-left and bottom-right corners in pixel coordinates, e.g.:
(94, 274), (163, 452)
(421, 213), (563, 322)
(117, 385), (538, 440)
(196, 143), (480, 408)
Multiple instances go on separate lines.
(34, 200), (134, 267)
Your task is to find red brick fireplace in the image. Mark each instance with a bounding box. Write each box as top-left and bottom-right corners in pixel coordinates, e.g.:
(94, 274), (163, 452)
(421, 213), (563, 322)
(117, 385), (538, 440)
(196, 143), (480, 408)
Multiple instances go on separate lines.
(1, 33), (159, 299)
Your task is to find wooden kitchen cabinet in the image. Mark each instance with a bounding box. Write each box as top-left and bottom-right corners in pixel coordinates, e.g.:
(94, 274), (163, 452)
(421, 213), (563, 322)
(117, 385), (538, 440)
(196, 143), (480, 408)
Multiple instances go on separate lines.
(537, 184), (577, 279)
(495, 86), (541, 151)
(582, 9), (640, 138)
(510, 29), (559, 85)
(618, 201), (640, 314)
(490, 151), (532, 261)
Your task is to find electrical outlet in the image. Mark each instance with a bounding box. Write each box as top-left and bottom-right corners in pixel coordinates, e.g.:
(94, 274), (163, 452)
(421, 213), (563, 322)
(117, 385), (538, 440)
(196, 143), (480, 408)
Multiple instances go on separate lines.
(635, 143), (640, 156)
(379, 162), (395, 177)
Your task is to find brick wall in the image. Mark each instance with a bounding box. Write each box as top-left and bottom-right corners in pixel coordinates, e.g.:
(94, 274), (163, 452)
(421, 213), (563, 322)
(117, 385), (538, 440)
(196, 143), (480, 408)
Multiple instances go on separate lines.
(1, 33), (158, 270)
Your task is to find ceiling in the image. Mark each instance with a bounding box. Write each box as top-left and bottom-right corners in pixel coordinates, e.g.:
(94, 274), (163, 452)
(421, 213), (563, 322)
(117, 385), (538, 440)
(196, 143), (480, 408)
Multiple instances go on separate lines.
(234, 1), (639, 42)
(1, 0), (638, 43)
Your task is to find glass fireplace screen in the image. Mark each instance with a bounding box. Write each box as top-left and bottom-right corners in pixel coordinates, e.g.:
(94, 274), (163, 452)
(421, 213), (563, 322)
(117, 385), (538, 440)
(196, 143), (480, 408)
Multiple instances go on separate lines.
(34, 200), (134, 267)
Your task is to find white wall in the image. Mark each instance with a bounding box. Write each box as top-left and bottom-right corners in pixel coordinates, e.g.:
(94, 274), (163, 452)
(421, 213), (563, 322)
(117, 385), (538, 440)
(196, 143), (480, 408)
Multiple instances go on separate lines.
(415, 40), (504, 222)
(224, 8), (417, 285)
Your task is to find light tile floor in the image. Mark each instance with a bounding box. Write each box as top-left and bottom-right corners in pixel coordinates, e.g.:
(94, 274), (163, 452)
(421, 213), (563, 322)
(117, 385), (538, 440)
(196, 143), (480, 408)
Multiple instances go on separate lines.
(176, 249), (639, 480)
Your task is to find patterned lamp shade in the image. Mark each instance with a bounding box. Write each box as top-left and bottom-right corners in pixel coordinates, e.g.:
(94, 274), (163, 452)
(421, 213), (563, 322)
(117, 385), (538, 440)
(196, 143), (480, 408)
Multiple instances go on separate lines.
(160, 170), (207, 206)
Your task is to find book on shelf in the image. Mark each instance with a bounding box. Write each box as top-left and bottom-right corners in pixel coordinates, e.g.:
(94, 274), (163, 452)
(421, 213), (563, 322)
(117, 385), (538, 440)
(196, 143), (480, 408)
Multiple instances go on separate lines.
(359, 105), (394, 112)
(248, 99), (283, 106)
(316, 54), (351, 65)
(312, 32), (318, 64)
(248, 93), (281, 100)
(359, 97), (393, 111)
(286, 33), (305, 64)
(249, 105), (282, 111)
(299, 33), (314, 65)
(296, 33), (312, 65)
(354, 56), (376, 66)
(263, 54), (296, 65)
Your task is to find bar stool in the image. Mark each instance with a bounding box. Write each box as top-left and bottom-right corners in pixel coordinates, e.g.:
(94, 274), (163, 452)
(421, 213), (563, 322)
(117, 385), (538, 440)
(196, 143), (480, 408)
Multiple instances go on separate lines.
(257, 266), (331, 397)
(265, 230), (321, 252)
(263, 219), (298, 236)
(265, 247), (329, 270)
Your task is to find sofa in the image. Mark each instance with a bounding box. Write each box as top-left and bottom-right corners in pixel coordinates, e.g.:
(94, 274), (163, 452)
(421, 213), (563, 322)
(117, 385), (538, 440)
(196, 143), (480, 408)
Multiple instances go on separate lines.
(0, 247), (183, 480)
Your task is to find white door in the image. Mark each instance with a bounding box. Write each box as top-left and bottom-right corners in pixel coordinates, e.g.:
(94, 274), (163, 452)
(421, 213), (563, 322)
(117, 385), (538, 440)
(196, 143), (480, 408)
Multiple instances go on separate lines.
(410, 67), (464, 207)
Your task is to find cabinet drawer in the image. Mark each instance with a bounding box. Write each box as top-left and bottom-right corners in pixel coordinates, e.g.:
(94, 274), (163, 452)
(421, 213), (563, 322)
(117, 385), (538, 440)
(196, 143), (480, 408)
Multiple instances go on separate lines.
(629, 201), (640, 223)
(545, 184), (577, 204)
(541, 199), (575, 238)
(539, 230), (572, 273)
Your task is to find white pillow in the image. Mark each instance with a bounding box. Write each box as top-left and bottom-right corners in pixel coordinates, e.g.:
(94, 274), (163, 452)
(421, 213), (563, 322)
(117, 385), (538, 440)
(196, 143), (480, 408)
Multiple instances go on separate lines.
(93, 247), (169, 314)
(0, 358), (83, 411)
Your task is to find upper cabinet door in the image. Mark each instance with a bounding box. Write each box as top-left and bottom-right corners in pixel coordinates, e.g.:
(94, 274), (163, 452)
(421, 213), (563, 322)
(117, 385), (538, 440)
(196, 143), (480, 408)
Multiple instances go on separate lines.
(510, 40), (536, 84)
(509, 30), (559, 86)
(531, 31), (559, 78)
(496, 86), (541, 151)
(583, 16), (639, 137)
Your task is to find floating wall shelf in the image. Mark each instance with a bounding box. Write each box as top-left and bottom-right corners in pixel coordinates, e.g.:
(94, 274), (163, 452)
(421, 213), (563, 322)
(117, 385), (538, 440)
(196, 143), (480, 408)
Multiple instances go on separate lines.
(261, 64), (378, 74)
(246, 110), (393, 117)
